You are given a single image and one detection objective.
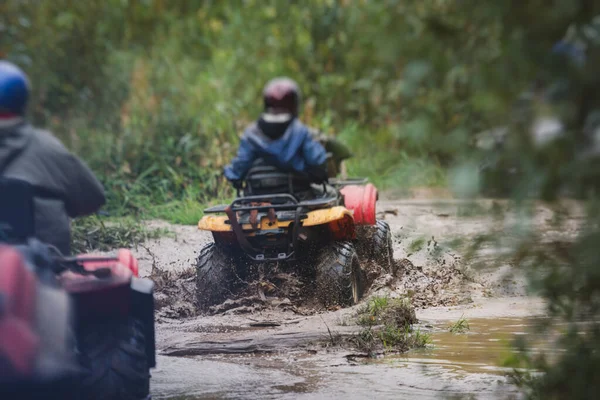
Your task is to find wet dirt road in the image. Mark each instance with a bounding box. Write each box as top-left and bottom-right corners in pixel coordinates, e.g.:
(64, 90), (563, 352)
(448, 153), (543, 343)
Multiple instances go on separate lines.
(133, 197), (581, 399)
(151, 316), (559, 399)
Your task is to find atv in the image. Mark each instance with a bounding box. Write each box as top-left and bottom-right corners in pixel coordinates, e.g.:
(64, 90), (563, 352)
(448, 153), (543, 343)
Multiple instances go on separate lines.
(0, 177), (155, 400)
(195, 160), (394, 311)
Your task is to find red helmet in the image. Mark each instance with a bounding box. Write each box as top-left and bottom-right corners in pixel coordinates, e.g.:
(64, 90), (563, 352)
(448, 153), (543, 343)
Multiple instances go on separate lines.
(262, 77), (300, 116)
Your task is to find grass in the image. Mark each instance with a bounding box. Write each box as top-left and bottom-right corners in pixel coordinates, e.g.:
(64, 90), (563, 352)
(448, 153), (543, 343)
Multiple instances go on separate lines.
(123, 191), (235, 226)
(411, 328), (433, 348)
(346, 154), (446, 192)
(362, 295), (391, 318)
(357, 296), (417, 327)
(353, 296), (428, 355)
(147, 198), (208, 226)
(71, 215), (170, 253)
(320, 316), (344, 347)
(379, 324), (432, 350)
(338, 123), (446, 191)
(448, 315), (471, 334)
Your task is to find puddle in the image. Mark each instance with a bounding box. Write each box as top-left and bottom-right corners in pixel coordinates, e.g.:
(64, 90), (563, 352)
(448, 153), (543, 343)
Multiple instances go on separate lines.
(390, 317), (558, 377)
(152, 316), (556, 399)
(152, 353), (509, 400)
(150, 355), (313, 399)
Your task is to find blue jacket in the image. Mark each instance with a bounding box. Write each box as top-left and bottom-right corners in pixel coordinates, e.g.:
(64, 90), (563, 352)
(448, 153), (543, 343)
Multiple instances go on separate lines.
(224, 119), (327, 182)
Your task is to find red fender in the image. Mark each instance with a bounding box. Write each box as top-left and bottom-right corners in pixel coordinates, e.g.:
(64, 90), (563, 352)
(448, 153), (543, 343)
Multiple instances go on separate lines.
(60, 250), (139, 318)
(0, 246), (39, 376)
(340, 183), (378, 225)
(117, 249), (139, 277)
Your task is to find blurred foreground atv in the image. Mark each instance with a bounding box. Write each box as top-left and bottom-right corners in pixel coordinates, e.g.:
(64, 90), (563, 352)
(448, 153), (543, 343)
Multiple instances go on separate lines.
(0, 178), (155, 400)
(196, 159), (394, 311)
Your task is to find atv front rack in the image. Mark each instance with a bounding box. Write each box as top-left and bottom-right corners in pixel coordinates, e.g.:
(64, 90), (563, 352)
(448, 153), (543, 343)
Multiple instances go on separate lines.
(204, 194), (338, 262)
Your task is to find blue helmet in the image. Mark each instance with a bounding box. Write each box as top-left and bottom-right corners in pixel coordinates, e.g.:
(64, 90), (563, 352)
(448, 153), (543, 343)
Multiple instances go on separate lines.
(0, 61), (30, 115)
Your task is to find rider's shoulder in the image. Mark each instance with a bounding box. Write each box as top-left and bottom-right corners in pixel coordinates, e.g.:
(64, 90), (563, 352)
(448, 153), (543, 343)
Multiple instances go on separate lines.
(241, 122), (260, 140)
(302, 123), (328, 141)
(289, 119), (312, 136)
(26, 125), (71, 156)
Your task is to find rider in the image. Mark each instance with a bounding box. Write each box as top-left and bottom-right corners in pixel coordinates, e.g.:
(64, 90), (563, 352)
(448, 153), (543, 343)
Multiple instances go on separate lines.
(224, 77), (330, 188)
(0, 61), (105, 254)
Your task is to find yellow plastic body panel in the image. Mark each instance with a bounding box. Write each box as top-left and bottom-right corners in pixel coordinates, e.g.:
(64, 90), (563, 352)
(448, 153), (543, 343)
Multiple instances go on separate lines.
(197, 215), (291, 232)
(197, 215), (233, 232)
(197, 206), (352, 232)
(302, 206), (353, 226)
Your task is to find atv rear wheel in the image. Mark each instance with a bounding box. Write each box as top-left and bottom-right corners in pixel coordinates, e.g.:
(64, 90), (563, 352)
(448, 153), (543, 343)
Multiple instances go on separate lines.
(356, 220), (394, 274)
(315, 242), (365, 307)
(196, 242), (241, 311)
(76, 318), (150, 400)
(373, 220), (394, 273)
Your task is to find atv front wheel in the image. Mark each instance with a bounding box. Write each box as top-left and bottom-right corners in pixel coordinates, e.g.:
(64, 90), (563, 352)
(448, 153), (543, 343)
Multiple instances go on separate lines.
(196, 242), (241, 311)
(76, 318), (150, 400)
(315, 242), (365, 307)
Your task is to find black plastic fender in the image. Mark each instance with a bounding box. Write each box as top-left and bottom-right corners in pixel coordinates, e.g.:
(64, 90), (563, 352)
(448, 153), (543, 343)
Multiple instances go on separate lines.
(130, 277), (155, 368)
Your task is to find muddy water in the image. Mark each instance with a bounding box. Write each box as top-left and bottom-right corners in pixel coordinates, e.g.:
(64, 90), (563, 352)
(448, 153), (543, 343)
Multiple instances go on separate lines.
(397, 318), (557, 376)
(152, 317), (556, 399)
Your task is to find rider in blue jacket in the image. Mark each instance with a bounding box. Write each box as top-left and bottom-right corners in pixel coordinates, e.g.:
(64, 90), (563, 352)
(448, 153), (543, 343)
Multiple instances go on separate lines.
(224, 78), (328, 187)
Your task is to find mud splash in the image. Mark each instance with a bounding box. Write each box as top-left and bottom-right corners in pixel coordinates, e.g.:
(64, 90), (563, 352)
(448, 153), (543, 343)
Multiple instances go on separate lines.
(152, 251), (474, 321)
(152, 268), (197, 319)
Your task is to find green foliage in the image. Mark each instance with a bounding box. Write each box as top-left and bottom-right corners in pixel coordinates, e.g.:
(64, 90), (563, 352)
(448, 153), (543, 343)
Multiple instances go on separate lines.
(501, 207), (600, 399)
(1, 0), (514, 220)
(411, 328), (433, 348)
(357, 296), (417, 327)
(448, 315), (470, 334)
(379, 324), (431, 350)
(354, 296), (424, 355)
(147, 195), (235, 225)
(71, 216), (169, 253)
(146, 198), (206, 226)
(446, 2), (600, 398)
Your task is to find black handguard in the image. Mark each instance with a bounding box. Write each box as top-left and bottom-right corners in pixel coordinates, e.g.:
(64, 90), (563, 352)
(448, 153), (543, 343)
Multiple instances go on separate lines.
(306, 163), (329, 184)
(231, 178), (243, 190)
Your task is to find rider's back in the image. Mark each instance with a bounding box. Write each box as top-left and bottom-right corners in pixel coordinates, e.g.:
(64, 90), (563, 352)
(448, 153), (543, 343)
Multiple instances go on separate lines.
(224, 77), (329, 185)
(230, 117), (326, 177)
(0, 121), (105, 254)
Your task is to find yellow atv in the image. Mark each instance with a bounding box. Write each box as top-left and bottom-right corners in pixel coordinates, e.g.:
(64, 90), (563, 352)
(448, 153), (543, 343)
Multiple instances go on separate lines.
(196, 162), (393, 311)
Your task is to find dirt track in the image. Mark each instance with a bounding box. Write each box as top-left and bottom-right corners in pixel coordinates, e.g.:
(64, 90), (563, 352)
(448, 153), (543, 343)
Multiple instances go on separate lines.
(131, 197), (582, 399)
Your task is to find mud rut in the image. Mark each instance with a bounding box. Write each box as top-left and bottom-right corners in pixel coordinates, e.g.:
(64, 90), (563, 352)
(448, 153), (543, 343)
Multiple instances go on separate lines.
(129, 198), (582, 398)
